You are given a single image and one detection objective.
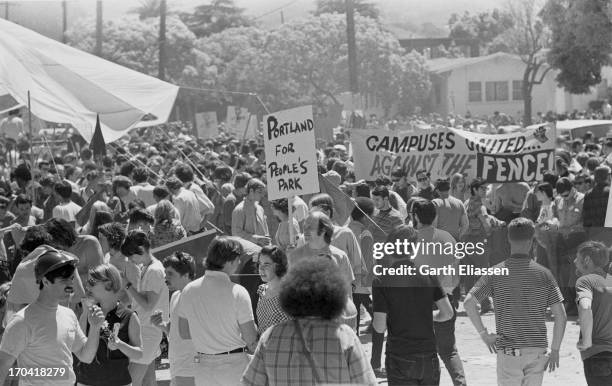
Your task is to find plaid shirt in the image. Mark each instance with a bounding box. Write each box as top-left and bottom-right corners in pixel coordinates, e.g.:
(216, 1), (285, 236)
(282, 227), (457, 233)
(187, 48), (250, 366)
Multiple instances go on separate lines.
(241, 318), (376, 385)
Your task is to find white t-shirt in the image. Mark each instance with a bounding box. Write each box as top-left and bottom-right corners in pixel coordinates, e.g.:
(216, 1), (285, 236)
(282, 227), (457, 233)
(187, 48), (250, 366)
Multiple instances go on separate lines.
(132, 257), (169, 364)
(173, 188), (203, 233)
(177, 270), (253, 354)
(52, 201), (82, 223)
(169, 291), (195, 377)
(131, 183), (156, 207)
(0, 302), (87, 386)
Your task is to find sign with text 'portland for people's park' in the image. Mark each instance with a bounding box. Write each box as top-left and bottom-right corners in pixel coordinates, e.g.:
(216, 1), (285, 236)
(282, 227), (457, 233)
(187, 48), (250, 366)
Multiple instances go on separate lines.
(264, 105), (320, 200)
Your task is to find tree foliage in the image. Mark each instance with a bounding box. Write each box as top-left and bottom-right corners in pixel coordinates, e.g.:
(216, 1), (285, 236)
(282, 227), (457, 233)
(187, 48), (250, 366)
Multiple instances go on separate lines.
(180, 0), (252, 38)
(489, 0), (551, 125)
(314, 0), (380, 19)
(542, 0), (612, 94)
(448, 9), (514, 52)
(197, 14), (430, 114)
(66, 16), (203, 85)
(129, 0), (162, 20)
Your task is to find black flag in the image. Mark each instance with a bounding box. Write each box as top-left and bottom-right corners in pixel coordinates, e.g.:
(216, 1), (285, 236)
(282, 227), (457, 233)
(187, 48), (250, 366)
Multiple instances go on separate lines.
(89, 114), (106, 157)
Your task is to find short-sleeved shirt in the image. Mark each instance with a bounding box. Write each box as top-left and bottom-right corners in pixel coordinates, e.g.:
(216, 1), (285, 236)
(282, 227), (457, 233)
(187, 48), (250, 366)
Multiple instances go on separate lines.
(0, 302), (86, 386)
(372, 259), (445, 356)
(432, 196), (467, 240)
(241, 319), (376, 386)
(470, 255), (563, 349)
(52, 201), (82, 223)
(134, 258), (169, 325)
(575, 273), (612, 360)
(168, 291), (195, 377)
(177, 270), (253, 354)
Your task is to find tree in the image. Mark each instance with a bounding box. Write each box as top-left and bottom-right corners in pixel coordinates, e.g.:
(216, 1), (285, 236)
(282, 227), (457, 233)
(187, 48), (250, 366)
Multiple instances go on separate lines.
(130, 0), (162, 20)
(195, 14), (430, 114)
(489, 0), (550, 125)
(448, 9), (514, 52)
(542, 0), (612, 94)
(314, 0), (380, 19)
(180, 0), (252, 38)
(66, 16), (203, 85)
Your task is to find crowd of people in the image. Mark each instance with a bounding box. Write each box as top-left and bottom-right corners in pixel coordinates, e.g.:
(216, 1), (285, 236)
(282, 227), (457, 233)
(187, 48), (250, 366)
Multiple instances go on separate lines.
(0, 112), (609, 386)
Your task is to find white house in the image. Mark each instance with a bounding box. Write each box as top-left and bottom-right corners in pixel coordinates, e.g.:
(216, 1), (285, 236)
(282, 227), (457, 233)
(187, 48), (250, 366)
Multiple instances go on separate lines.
(426, 52), (611, 118)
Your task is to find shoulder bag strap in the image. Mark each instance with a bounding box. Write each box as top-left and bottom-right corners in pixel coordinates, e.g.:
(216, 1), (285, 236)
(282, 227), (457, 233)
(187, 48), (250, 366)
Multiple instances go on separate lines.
(294, 319), (322, 384)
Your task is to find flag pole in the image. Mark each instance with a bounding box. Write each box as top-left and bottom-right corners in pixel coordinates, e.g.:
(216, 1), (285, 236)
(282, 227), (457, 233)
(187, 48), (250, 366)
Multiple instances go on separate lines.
(27, 91), (35, 202)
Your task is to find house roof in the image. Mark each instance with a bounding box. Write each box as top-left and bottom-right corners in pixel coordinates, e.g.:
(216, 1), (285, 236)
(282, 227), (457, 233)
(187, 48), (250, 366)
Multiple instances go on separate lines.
(426, 52), (521, 74)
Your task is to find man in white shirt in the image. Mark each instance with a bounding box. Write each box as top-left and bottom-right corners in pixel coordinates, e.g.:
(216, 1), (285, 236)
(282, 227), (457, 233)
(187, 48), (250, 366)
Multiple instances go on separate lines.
(151, 252), (196, 386)
(166, 177), (202, 234)
(0, 109), (24, 142)
(175, 164), (214, 229)
(121, 230), (169, 386)
(130, 167), (156, 207)
(0, 250), (105, 385)
(52, 181), (82, 228)
(177, 236), (258, 386)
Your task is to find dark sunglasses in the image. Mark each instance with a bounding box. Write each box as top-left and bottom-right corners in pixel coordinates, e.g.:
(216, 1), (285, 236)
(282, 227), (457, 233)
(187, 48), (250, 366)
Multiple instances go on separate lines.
(417, 177), (428, 182)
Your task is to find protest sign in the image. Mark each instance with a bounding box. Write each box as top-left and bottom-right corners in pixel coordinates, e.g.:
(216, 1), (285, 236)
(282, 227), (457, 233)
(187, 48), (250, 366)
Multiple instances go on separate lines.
(350, 124), (556, 183)
(195, 111), (218, 139)
(263, 105), (320, 200)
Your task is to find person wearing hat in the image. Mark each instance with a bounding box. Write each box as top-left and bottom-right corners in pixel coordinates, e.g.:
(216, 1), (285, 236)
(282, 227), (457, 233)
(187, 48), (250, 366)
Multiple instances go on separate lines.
(0, 250), (106, 385)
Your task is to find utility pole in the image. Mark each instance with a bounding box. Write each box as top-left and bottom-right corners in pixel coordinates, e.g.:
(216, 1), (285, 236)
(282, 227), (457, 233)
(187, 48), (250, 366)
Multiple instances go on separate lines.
(158, 0), (167, 81)
(62, 0), (67, 43)
(346, 0), (359, 94)
(280, 10), (284, 24)
(4, 2), (8, 20)
(95, 0), (103, 56)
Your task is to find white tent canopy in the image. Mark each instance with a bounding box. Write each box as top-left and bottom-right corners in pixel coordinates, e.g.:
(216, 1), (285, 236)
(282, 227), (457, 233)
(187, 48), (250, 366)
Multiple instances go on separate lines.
(0, 18), (179, 144)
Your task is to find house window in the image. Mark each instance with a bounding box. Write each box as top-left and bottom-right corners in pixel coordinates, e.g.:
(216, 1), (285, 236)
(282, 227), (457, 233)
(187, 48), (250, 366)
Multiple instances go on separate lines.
(513, 80), (524, 100)
(485, 81), (509, 101)
(468, 82), (482, 102)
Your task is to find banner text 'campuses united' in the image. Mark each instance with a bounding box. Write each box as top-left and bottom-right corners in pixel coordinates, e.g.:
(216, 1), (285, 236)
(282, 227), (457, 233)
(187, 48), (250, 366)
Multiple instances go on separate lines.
(349, 124), (556, 183)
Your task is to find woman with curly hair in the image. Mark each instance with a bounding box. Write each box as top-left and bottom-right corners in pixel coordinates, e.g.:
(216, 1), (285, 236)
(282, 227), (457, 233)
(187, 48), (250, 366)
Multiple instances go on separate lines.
(151, 200), (186, 249)
(242, 257), (376, 385)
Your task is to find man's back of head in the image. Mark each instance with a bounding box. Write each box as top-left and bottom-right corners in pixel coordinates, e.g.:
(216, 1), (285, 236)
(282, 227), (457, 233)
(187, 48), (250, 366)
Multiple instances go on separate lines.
(507, 217), (535, 253)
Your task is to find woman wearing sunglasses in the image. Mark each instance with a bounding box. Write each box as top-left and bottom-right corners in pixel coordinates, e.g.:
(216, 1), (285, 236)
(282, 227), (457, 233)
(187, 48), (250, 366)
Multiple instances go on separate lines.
(76, 264), (143, 386)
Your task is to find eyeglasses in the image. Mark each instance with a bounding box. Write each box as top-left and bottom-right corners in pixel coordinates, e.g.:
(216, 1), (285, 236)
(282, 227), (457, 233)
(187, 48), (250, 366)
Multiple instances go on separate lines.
(417, 177), (428, 182)
(0, 205), (6, 209)
(87, 277), (107, 287)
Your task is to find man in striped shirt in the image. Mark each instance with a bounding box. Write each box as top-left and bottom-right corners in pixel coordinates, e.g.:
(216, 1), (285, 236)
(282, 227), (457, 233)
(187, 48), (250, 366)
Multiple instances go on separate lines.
(465, 217), (567, 386)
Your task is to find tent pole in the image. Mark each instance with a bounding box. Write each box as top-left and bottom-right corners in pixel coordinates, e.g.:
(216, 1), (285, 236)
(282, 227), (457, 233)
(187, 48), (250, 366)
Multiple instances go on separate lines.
(27, 91), (35, 203)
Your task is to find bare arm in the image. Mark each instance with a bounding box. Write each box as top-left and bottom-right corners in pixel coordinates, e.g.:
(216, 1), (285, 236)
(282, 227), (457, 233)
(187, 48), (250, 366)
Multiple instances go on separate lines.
(373, 312), (387, 334)
(126, 287), (161, 313)
(550, 302), (567, 351)
(239, 320), (258, 352)
(433, 296), (453, 322)
(577, 298), (593, 349)
(113, 313), (143, 361)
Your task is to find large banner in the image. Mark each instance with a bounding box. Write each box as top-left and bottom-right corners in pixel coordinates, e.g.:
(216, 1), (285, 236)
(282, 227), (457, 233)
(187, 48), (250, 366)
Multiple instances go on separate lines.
(350, 124), (556, 183)
(264, 105), (320, 200)
(151, 229), (217, 278)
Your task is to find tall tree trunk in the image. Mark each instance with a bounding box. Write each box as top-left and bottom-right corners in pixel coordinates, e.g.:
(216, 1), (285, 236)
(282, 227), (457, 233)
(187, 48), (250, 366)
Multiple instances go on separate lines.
(523, 68), (532, 126)
(158, 0), (167, 80)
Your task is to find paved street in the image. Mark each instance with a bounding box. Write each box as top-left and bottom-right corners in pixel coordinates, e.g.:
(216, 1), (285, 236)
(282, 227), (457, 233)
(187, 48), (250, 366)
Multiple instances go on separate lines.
(156, 304), (584, 385)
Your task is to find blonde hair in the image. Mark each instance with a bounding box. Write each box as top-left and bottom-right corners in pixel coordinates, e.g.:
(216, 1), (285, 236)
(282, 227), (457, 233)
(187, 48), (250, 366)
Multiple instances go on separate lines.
(88, 264), (122, 293)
